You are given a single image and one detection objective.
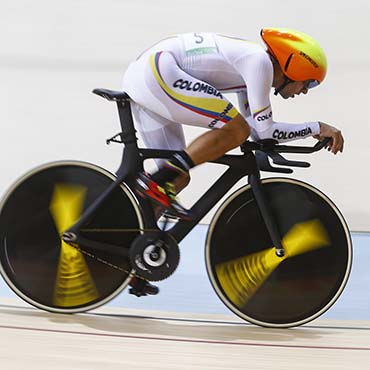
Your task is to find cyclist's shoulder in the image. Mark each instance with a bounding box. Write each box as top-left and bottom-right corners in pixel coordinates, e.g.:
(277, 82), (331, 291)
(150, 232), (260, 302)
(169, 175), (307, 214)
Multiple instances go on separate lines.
(215, 34), (270, 64)
(215, 34), (264, 51)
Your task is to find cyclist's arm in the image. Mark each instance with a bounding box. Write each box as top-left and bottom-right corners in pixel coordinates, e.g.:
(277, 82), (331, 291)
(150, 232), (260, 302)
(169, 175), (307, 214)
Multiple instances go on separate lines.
(234, 53), (320, 143)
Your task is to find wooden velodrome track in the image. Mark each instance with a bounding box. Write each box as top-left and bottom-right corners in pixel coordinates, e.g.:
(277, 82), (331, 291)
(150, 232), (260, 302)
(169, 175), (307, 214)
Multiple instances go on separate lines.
(1, 231), (369, 369)
(0, 297), (369, 370)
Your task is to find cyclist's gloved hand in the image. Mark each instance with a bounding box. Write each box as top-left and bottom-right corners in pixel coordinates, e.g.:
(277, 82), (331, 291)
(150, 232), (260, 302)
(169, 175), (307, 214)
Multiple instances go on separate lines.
(314, 122), (344, 155)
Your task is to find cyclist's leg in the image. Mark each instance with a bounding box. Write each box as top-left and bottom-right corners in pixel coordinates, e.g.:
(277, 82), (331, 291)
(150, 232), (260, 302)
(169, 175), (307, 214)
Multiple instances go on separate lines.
(131, 102), (191, 195)
(186, 114), (250, 165)
(129, 104), (190, 296)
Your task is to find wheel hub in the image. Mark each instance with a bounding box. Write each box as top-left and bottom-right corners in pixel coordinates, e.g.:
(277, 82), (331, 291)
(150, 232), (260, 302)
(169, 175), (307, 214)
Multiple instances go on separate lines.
(143, 245), (167, 267)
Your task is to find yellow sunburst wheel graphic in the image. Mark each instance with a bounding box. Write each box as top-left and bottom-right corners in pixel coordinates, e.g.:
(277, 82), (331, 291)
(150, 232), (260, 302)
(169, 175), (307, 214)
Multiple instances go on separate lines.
(49, 184), (99, 307)
(216, 219), (330, 307)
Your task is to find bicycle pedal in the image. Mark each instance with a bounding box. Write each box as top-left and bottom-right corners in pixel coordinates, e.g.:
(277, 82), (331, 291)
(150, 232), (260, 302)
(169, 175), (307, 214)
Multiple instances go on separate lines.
(128, 277), (159, 297)
(128, 287), (148, 297)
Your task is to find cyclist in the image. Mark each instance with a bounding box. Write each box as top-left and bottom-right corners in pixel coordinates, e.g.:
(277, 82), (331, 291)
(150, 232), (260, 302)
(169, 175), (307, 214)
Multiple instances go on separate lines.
(122, 28), (344, 295)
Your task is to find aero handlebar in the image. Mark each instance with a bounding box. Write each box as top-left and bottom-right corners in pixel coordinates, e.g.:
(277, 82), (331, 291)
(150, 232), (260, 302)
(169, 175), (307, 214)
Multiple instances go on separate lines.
(241, 137), (332, 174)
(241, 137), (331, 154)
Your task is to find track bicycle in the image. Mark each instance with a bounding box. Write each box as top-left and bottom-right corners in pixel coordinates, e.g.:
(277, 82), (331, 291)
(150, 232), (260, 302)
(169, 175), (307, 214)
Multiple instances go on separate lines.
(0, 89), (352, 328)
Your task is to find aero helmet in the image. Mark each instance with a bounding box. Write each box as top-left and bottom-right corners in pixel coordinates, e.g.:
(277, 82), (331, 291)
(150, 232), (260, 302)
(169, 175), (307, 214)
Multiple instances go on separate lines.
(261, 28), (327, 89)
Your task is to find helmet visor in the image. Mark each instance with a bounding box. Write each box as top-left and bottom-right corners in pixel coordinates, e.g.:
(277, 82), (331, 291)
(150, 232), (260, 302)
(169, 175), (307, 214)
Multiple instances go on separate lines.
(303, 79), (320, 90)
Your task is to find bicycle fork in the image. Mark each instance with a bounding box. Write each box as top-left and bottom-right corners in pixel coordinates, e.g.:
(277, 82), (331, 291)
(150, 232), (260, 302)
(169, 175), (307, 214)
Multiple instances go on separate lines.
(248, 173), (285, 257)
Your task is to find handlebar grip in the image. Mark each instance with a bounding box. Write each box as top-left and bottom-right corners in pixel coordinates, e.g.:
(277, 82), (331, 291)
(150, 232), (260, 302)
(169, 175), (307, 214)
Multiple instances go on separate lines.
(313, 137), (331, 151)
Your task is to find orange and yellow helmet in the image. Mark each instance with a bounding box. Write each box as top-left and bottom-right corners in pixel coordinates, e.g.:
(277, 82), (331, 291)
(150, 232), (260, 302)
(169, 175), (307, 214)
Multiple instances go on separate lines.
(261, 28), (327, 88)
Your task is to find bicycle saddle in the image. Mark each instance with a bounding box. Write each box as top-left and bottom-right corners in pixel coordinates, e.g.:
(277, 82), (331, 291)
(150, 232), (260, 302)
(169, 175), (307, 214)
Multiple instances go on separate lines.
(93, 88), (131, 102)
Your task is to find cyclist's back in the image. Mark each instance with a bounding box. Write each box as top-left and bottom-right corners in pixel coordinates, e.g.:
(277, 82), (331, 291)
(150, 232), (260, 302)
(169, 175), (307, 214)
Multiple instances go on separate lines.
(123, 32), (271, 100)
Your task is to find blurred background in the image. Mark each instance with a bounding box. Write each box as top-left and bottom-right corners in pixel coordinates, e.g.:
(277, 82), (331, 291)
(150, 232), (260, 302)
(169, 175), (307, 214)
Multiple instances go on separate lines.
(1, 0), (369, 231)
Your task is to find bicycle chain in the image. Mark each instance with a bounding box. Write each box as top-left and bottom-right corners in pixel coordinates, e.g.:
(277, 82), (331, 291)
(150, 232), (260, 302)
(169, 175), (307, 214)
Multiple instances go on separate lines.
(67, 228), (164, 278)
(69, 242), (133, 276)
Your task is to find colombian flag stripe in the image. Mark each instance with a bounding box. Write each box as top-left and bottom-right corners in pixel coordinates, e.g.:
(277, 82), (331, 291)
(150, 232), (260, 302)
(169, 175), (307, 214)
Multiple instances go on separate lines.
(253, 105), (271, 119)
(220, 85), (246, 91)
(150, 52), (238, 123)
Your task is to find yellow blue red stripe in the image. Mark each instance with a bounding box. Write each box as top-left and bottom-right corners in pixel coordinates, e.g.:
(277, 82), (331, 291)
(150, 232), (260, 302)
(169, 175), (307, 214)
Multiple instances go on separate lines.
(253, 105), (270, 119)
(220, 84), (246, 91)
(150, 52), (238, 123)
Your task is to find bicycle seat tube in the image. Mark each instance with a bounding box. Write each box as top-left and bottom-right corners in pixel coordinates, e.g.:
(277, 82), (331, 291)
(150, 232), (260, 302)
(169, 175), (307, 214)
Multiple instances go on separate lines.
(64, 100), (155, 241)
(115, 100), (143, 181)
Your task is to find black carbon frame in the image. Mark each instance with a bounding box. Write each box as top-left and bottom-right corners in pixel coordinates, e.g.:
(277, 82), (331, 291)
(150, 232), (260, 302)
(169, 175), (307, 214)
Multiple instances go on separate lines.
(65, 97), (327, 255)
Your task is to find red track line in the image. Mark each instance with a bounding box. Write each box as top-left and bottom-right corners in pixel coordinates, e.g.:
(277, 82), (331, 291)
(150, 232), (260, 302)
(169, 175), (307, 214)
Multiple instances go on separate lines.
(1, 324), (369, 351)
(2, 304), (370, 331)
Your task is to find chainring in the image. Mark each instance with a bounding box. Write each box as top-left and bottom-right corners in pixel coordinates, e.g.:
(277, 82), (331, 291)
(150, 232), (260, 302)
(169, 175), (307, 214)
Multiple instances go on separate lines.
(129, 232), (180, 281)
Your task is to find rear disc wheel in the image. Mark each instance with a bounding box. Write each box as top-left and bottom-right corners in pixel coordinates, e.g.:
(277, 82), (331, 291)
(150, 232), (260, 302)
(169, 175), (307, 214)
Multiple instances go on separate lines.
(0, 161), (143, 313)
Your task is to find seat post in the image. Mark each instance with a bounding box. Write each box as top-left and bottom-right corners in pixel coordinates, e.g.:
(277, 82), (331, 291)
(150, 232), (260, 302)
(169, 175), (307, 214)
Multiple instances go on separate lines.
(115, 100), (143, 181)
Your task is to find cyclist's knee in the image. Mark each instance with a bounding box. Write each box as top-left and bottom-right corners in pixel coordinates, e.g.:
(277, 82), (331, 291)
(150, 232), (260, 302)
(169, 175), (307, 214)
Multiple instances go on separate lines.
(223, 114), (251, 145)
